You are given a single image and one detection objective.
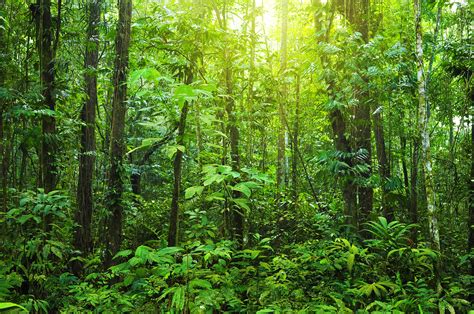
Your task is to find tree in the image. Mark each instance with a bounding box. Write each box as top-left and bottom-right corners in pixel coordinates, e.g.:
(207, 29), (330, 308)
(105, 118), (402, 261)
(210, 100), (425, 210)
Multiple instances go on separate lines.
(73, 0), (100, 263)
(0, 0), (7, 211)
(168, 70), (193, 247)
(105, 0), (132, 267)
(35, 0), (59, 194)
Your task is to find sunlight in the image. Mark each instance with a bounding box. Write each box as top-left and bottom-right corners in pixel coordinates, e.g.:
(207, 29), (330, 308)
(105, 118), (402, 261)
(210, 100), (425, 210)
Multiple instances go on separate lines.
(261, 0), (278, 33)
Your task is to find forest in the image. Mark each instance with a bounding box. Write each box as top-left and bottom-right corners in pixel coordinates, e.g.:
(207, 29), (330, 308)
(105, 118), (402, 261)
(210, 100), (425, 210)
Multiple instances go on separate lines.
(0, 0), (472, 312)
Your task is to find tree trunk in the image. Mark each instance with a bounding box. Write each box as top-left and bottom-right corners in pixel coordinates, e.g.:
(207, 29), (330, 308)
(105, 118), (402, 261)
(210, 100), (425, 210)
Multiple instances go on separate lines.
(167, 70), (193, 247)
(105, 0), (132, 267)
(467, 81), (474, 276)
(330, 109), (357, 227)
(373, 107), (393, 220)
(0, 111), (5, 212)
(225, 56), (243, 246)
(167, 105), (188, 247)
(410, 139), (419, 241)
(414, 0), (441, 290)
(292, 73), (300, 202)
(36, 0), (58, 194)
(73, 0), (100, 265)
(317, 0), (357, 228)
(0, 0), (7, 212)
(277, 0), (288, 193)
(246, 0), (256, 167)
(353, 0), (373, 228)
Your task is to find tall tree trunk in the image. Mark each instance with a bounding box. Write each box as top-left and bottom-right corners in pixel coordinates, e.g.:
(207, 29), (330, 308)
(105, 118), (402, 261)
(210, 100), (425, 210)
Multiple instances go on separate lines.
(353, 0), (373, 228)
(331, 109), (357, 227)
(225, 55), (243, 246)
(414, 0), (441, 290)
(36, 0), (57, 194)
(316, 0), (357, 227)
(373, 107), (393, 220)
(277, 0), (288, 193)
(0, 0), (7, 211)
(291, 73), (300, 202)
(167, 70), (193, 247)
(73, 0), (100, 264)
(105, 0), (132, 267)
(246, 0), (256, 167)
(410, 139), (419, 241)
(467, 81), (474, 276)
(0, 111), (5, 212)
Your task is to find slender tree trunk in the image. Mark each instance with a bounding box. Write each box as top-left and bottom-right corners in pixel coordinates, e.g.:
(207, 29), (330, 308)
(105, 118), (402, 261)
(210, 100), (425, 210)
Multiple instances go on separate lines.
(353, 0), (373, 228)
(373, 107), (393, 220)
(167, 105), (188, 247)
(0, 111), (5, 212)
(292, 73), (300, 202)
(168, 69), (193, 247)
(36, 0), (57, 194)
(105, 0), (132, 267)
(73, 0), (100, 265)
(415, 0), (439, 251)
(410, 139), (419, 241)
(225, 55), (243, 246)
(414, 0), (441, 290)
(277, 0), (288, 193)
(0, 0), (7, 212)
(467, 82), (474, 276)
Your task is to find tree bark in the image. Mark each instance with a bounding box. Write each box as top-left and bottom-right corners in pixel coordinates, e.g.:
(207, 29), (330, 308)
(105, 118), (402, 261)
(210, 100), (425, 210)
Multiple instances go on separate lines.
(468, 80), (474, 276)
(414, 0), (441, 290)
(73, 0), (100, 264)
(331, 109), (357, 227)
(105, 0), (132, 267)
(167, 70), (193, 247)
(373, 107), (393, 220)
(225, 55), (243, 246)
(316, 0), (357, 227)
(353, 0), (373, 228)
(0, 0), (7, 211)
(415, 0), (439, 251)
(292, 73), (300, 202)
(35, 0), (58, 194)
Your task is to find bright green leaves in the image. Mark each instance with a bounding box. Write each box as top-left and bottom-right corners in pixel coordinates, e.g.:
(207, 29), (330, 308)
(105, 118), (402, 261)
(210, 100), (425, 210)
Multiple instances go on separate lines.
(358, 281), (397, 298)
(232, 182), (252, 198)
(6, 190), (69, 226)
(172, 83), (217, 107)
(0, 302), (28, 312)
(330, 238), (365, 274)
(185, 186), (204, 199)
(184, 164), (267, 216)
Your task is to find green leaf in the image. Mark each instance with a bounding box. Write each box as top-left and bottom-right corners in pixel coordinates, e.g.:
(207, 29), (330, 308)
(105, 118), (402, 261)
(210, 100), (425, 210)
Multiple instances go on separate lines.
(51, 246), (63, 259)
(233, 198), (250, 212)
(184, 186), (204, 199)
(0, 302), (28, 312)
(347, 253), (355, 273)
(171, 286), (186, 311)
(189, 279), (212, 290)
(203, 174), (220, 186)
(157, 247), (183, 255)
(232, 183), (251, 198)
(114, 249), (133, 259)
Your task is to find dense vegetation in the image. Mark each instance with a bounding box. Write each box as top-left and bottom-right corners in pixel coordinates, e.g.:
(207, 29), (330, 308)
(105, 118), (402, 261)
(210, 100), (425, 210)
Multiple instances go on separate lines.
(0, 0), (472, 312)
